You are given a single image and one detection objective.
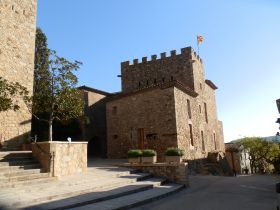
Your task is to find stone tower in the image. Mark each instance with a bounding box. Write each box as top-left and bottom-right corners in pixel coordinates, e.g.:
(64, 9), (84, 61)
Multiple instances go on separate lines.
(107, 46), (224, 160)
(0, 0), (37, 148)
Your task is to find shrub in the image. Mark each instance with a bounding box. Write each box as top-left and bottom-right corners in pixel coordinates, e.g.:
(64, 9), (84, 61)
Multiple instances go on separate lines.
(127, 150), (142, 158)
(142, 149), (157, 157)
(165, 147), (184, 156)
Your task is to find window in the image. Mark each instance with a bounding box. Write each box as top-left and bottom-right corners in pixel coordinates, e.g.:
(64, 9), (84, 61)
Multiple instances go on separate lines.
(213, 133), (217, 150)
(200, 83), (202, 90)
(162, 77), (165, 83)
(204, 102), (208, 123)
(187, 99), (191, 119)
(138, 81), (141, 88)
(199, 105), (201, 113)
(201, 131), (205, 151)
(171, 76), (174, 81)
(146, 80), (149, 86)
(154, 78), (157, 84)
(189, 124), (194, 146)
(113, 106), (117, 115)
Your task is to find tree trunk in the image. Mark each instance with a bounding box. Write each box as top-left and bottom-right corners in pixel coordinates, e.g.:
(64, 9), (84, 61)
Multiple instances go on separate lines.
(48, 116), (53, 141)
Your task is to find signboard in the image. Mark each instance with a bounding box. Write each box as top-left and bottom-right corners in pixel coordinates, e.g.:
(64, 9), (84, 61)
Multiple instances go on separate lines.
(277, 99), (280, 114)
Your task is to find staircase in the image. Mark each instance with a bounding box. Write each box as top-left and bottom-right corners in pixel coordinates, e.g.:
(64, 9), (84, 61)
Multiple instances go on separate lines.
(0, 160), (185, 210)
(0, 151), (55, 188)
(188, 152), (233, 176)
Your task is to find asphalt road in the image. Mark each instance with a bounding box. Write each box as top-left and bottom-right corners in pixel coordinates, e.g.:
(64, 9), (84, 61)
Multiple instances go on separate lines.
(132, 174), (279, 210)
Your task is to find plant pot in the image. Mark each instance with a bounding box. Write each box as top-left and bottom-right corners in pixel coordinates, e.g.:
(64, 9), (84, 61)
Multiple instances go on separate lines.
(165, 156), (182, 164)
(128, 157), (141, 164)
(142, 156), (156, 164)
(22, 144), (31, 151)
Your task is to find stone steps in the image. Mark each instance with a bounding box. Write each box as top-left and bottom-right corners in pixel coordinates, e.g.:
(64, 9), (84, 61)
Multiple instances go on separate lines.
(0, 151), (54, 188)
(0, 172), (50, 183)
(15, 177), (165, 209)
(0, 163), (42, 172)
(0, 151), (32, 159)
(0, 159), (38, 167)
(68, 184), (184, 210)
(0, 176), (57, 188)
(0, 168), (43, 177)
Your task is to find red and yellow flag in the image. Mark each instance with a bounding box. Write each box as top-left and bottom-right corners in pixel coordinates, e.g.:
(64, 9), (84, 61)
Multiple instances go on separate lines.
(197, 35), (203, 44)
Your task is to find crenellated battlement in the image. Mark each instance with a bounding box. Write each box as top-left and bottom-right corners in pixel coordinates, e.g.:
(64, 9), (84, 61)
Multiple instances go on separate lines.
(121, 46), (203, 68)
(121, 46), (205, 93)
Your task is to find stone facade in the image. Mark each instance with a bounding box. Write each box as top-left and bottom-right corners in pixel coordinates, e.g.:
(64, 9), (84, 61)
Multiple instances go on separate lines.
(32, 141), (88, 177)
(0, 0), (37, 148)
(122, 162), (189, 186)
(79, 86), (110, 157)
(106, 47), (224, 161)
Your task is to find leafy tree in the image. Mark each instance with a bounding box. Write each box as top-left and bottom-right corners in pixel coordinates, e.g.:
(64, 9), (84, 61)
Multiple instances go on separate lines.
(236, 137), (280, 173)
(32, 28), (84, 141)
(0, 77), (30, 112)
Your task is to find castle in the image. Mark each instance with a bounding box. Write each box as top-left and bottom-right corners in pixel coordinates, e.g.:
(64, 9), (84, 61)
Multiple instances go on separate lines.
(0, 0), (224, 161)
(81, 47), (225, 160)
(0, 0), (37, 148)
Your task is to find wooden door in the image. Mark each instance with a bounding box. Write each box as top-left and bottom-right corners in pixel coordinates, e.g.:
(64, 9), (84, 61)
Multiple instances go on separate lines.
(137, 128), (144, 149)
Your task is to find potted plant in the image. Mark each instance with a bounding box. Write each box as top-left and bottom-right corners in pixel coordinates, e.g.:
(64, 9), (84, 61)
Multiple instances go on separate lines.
(165, 147), (184, 163)
(127, 149), (142, 164)
(142, 149), (157, 164)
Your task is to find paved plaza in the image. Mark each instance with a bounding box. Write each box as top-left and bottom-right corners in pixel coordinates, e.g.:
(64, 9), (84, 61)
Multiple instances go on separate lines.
(132, 174), (279, 210)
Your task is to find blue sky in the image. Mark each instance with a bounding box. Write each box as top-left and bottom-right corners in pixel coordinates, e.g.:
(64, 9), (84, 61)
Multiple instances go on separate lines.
(37, 0), (280, 142)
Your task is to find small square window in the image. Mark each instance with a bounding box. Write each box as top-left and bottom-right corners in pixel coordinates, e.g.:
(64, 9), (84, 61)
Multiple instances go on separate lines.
(113, 106), (117, 115)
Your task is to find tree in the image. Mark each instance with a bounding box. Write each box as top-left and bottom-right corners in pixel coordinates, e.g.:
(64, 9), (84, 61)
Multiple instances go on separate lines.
(236, 137), (280, 173)
(0, 77), (30, 112)
(32, 28), (84, 141)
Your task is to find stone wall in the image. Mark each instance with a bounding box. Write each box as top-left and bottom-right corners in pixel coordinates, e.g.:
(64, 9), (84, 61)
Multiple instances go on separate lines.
(121, 47), (202, 93)
(79, 86), (109, 157)
(0, 0), (37, 148)
(122, 162), (189, 186)
(175, 83), (225, 160)
(32, 141), (88, 177)
(106, 86), (178, 160)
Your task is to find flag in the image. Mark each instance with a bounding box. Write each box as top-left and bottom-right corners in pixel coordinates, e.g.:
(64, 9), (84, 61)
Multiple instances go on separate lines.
(197, 35), (203, 44)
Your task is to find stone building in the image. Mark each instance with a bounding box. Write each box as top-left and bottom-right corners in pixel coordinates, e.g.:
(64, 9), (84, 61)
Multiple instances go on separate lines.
(106, 47), (224, 160)
(78, 86), (110, 157)
(0, 0), (37, 148)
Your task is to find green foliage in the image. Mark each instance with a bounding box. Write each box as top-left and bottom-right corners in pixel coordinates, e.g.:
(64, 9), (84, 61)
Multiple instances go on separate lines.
(0, 77), (30, 112)
(127, 150), (142, 158)
(32, 28), (84, 141)
(142, 149), (157, 157)
(236, 137), (280, 173)
(165, 147), (184, 156)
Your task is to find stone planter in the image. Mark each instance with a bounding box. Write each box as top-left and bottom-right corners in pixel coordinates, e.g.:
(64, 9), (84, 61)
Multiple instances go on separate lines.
(165, 156), (182, 164)
(142, 156), (156, 164)
(128, 157), (141, 164)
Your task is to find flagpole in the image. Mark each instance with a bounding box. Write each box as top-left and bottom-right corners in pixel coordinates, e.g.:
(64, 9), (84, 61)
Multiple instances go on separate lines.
(197, 38), (200, 56)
